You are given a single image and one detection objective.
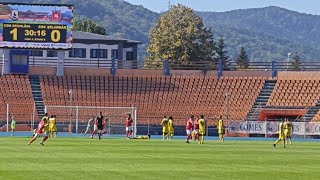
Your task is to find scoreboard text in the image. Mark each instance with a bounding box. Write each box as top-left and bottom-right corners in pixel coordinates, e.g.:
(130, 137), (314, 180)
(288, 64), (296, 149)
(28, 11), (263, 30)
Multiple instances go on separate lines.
(3, 23), (67, 43)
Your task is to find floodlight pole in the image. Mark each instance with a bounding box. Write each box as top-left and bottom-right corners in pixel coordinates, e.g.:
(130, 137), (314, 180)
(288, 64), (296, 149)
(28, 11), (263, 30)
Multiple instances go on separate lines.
(226, 93), (229, 121)
(287, 52), (291, 70)
(6, 103), (9, 132)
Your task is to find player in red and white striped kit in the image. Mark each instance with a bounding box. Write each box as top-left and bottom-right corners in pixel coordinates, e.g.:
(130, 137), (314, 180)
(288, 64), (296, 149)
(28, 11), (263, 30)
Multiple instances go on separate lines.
(126, 114), (133, 139)
(28, 117), (49, 146)
(90, 118), (98, 138)
(193, 117), (199, 141)
(185, 115), (194, 143)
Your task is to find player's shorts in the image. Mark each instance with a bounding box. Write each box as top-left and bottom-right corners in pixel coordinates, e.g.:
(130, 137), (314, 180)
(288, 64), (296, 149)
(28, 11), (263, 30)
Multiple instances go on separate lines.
(218, 128), (223, 134)
(162, 127), (169, 133)
(199, 129), (205, 135)
(49, 126), (57, 132)
(101, 129), (107, 134)
(11, 126), (16, 130)
(285, 131), (291, 138)
(126, 126), (133, 131)
(34, 132), (47, 138)
(279, 132), (284, 140)
(97, 124), (103, 130)
(186, 129), (192, 134)
(193, 129), (199, 133)
(93, 125), (98, 131)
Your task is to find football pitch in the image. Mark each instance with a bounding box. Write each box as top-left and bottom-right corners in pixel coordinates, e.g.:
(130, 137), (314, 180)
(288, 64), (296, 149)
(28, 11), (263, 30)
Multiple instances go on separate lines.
(0, 137), (319, 180)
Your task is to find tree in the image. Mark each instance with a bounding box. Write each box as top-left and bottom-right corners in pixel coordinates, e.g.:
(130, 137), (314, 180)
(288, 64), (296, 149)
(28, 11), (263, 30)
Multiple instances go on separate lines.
(73, 17), (107, 35)
(215, 36), (231, 70)
(236, 47), (250, 69)
(146, 4), (215, 68)
(290, 52), (302, 71)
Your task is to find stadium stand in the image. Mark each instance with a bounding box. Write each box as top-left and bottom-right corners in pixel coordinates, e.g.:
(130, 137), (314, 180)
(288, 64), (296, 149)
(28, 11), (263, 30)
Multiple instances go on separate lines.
(312, 111), (320, 121)
(39, 75), (266, 126)
(267, 73), (320, 107)
(0, 75), (36, 131)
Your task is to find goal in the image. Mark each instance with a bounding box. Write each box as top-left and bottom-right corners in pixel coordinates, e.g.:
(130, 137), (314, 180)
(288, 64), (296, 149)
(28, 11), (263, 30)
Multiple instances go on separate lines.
(44, 105), (137, 137)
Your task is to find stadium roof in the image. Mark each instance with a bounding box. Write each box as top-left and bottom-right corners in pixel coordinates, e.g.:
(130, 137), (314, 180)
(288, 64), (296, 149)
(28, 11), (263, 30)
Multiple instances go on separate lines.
(73, 31), (142, 44)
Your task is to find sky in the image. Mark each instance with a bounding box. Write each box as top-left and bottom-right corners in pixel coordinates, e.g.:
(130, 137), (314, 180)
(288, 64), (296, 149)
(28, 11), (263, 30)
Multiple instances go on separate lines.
(124, 0), (320, 15)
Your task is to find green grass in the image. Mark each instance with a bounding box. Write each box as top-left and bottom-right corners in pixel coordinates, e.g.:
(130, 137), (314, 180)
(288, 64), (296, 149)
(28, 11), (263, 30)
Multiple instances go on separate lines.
(0, 137), (319, 180)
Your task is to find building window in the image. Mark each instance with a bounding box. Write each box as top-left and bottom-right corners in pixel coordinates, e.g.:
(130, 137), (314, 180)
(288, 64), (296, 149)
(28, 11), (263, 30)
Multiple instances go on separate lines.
(99, 49), (108, 58)
(30, 50), (43, 57)
(111, 49), (118, 59)
(69, 48), (86, 58)
(90, 49), (108, 58)
(126, 52), (133, 60)
(47, 51), (58, 57)
(90, 49), (98, 58)
(12, 55), (28, 65)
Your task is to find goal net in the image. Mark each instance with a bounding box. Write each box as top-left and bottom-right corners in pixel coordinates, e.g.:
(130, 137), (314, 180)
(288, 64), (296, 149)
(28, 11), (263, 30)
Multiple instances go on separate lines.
(44, 105), (137, 137)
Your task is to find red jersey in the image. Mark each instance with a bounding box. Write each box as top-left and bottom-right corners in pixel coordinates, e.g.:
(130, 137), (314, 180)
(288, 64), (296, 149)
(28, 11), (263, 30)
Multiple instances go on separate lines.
(126, 118), (133, 127)
(186, 119), (193, 130)
(193, 119), (199, 130)
(36, 120), (45, 133)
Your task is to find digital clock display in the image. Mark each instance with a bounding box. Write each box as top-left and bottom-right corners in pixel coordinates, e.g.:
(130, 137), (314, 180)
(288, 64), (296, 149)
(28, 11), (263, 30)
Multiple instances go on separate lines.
(3, 23), (67, 43)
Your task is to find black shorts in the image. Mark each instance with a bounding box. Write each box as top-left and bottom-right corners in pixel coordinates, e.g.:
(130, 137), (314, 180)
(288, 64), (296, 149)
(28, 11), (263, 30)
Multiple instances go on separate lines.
(97, 124), (103, 130)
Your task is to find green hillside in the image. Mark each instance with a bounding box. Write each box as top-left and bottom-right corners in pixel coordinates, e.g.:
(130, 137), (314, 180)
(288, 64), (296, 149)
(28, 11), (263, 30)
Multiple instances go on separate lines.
(5, 0), (320, 61)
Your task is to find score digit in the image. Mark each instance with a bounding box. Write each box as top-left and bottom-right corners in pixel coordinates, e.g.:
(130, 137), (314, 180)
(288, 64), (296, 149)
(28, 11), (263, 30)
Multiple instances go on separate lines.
(51, 30), (61, 42)
(10, 28), (17, 41)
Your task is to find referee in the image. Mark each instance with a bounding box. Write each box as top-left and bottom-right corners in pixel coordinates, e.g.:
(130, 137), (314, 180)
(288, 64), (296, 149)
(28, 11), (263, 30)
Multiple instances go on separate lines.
(96, 112), (104, 140)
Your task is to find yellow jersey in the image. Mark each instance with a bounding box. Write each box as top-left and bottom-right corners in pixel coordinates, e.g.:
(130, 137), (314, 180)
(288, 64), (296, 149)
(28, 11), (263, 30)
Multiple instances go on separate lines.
(161, 118), (169, 133)
(279, 122), (285, 134)
(168, 119), (174, 132)
(285, 121), (292, 135)
(218, 120), (223, 134)
(42, 116), (49, 133)
(198, 118), (205, 134)
(199, 119), (205, 130)
(137, 135), (150, 139)
(161, 118), (169, 128)
(49, 118), (57, 131)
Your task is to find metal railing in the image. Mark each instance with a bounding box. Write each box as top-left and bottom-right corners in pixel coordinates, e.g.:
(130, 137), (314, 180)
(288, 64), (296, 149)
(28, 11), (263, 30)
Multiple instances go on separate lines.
(145, 60), (320, 71)
(2, 56), (320, 71)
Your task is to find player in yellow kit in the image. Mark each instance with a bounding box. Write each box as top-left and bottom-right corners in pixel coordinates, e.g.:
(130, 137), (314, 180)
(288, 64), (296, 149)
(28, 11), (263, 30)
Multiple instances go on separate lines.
(218, 116), (224, 142)
(273, 119), (286, 148)
(198, 115), (206, 144)
(48, 115), (57, 139)
(161, 116), (169, 140)
(168, 116), (174, 140)
(42, 113), (49, 135)
(284, 118), (293, 145)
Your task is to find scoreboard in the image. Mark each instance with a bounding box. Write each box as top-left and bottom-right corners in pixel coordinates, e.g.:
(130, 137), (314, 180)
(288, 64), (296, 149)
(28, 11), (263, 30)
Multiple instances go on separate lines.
(0, 3), (73, 49)
(3, 23), (67, 43)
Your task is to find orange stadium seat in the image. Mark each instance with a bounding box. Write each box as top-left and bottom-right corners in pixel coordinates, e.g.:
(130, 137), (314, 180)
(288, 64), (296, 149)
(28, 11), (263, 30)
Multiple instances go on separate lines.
(267, 78), (320, 107)
(0, 75), (37, 123)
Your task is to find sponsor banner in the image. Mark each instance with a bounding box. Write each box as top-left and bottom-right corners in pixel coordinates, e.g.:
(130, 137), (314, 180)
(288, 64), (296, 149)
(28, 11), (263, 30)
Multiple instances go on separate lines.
(229, 121), (320, 135)
(229, 121), (266, 134)
(305, 123), (320, 135)
(292, 122), (305, 135)
(0, 41), (72, 49)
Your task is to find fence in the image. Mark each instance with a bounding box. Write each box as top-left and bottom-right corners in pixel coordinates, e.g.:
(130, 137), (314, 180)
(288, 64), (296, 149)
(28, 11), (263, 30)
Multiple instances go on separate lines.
(0, 103), (36, 133)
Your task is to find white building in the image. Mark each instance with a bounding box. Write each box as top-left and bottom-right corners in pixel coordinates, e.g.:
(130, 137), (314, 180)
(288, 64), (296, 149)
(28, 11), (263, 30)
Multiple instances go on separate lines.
(1, 31), (142, 75)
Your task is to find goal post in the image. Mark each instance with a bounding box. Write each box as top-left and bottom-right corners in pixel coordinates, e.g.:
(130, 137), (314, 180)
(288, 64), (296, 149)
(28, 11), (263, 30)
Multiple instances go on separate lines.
(44, 105), (137, 137)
